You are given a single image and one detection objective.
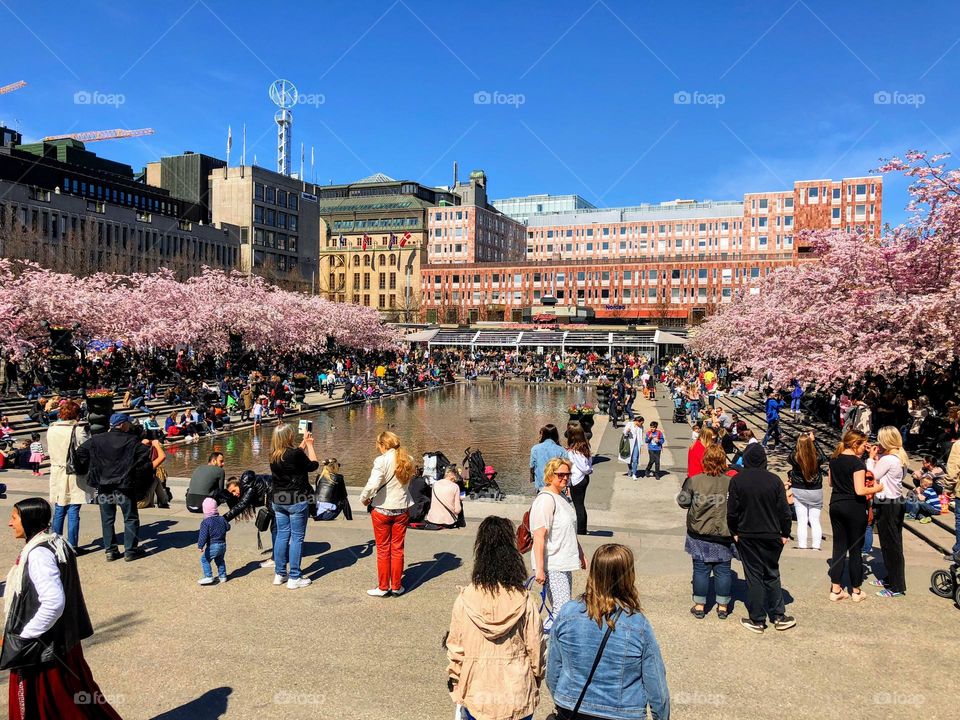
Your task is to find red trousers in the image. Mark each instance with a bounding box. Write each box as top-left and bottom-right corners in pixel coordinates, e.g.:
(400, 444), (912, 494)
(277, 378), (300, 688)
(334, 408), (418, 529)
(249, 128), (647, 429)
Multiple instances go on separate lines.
(371, 510), (409, 590)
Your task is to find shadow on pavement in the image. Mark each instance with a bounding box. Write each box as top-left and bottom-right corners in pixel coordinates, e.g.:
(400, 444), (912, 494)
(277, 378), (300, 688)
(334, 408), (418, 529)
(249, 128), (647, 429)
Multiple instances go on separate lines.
(85, 611), (144, 649)
(150, 686), (232, 719)
(304, 539), (374, 581)
(136, 520), (199, 555)
(403, 551), (462, 593)
(228, 560), (263, 580)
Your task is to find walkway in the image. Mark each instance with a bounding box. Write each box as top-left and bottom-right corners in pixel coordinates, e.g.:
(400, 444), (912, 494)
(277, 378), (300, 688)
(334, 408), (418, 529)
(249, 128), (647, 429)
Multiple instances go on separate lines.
(0, 392), (951, 719)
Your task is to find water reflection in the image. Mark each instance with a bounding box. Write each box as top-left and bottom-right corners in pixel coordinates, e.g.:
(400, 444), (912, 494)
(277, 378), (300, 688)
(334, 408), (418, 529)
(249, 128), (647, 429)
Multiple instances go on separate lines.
(161, 383), (594, 495)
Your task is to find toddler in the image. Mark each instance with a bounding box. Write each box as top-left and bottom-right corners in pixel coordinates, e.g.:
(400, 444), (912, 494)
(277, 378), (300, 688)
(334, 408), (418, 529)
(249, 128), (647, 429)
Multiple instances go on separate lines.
(906, 476), (941, 523)
(28, 432), (44, 476)
(198, 497), (230, 585)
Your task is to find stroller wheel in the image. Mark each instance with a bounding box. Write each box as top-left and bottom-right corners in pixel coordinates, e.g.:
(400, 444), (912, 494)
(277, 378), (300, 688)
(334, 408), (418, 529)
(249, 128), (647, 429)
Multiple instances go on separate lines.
(931, 569), (954, 598)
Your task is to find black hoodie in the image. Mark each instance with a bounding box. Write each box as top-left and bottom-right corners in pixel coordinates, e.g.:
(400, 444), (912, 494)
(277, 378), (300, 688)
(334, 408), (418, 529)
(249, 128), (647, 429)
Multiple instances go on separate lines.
(726, 445), (792, 539)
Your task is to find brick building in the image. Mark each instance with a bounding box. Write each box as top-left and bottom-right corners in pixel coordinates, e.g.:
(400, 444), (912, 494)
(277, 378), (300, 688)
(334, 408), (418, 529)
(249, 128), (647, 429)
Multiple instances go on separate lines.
(422, 177), (881, 325)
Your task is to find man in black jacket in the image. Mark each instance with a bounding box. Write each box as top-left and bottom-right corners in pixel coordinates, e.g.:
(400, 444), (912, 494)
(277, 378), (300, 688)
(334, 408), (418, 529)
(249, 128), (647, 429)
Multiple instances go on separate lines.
(74, 413), (157, 562)
(727, 443), (796, 633)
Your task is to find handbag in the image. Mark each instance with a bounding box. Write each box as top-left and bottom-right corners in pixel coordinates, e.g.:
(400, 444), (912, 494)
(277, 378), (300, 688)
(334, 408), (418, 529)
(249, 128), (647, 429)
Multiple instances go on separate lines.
(0, 632), (56, 671)
(431, 492), (465, 528)
(546, 608), (623, 720)
(618, 433), (631, 459)
(255, 506), (274, 532)
(64, 424), (79, 475)
(365, 477), (391, 514)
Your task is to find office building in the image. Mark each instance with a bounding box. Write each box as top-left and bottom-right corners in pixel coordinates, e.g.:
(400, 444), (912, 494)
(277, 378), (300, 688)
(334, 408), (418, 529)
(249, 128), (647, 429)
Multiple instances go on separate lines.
(422, 176), (882, 324)
(0, 139), (239, 278)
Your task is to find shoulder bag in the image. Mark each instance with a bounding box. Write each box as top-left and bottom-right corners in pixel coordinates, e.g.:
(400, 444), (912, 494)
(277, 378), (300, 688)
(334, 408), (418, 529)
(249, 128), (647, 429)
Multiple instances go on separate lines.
(546, 608), (623, 720)
(517, 492), (556, 553)
(64, 424), (79, 475)
(431, 491), (466, 528)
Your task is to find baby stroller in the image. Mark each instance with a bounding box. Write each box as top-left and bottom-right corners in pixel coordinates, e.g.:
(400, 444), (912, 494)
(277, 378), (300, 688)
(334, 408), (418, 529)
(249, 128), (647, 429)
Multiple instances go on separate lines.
(672, 391), (687, 424)
(463, 447), (505, 500)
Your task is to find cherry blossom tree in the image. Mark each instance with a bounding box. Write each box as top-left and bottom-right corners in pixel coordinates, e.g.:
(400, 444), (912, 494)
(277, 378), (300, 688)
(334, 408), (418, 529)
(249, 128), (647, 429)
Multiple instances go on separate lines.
(691, 150), (960, 390)
(0, 262), (398, 360)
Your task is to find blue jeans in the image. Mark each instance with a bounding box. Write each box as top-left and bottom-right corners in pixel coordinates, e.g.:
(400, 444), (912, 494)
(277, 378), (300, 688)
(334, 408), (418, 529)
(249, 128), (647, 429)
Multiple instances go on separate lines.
(762, 419), (781, 448)
(98, 490), (139, 553)
(628, 443), (641, 478)
(53, 503), (81, 547)
(273, 501), (309, 579)
(905, 500), (937, 520)
(692, 558), (732, 605)
(863, 522), (874, 554)
(790, 397), (801, 412)
(201, 541), (227, 579)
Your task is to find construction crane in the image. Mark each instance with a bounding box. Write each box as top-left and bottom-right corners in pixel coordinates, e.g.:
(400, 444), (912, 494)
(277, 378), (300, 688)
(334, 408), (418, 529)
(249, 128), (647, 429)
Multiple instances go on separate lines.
(42, 128), (154, 143)
(0, 80), (27, 96)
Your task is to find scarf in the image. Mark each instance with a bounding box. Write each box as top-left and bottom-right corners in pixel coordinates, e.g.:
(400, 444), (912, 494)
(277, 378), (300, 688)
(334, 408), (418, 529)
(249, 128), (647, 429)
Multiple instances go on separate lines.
(4, 532), (69, 617)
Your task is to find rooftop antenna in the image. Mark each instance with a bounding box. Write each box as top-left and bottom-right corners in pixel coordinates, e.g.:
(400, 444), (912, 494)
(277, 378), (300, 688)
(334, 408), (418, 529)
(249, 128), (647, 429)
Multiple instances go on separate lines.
(453, 160), (458, 188)
(269, 79), (297, 176)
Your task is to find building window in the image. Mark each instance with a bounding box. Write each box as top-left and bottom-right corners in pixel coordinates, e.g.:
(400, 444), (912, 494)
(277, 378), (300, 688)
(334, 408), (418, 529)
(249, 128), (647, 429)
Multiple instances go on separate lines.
(266, 187), (276, 204)
(255, 183), (264, 200)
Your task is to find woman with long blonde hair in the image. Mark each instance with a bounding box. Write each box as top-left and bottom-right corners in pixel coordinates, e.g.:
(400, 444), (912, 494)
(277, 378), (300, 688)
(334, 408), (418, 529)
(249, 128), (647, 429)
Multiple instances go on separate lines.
(547, 544), (670, 720)
(869, 426), (909, 598)
(360, 430), (415, 597)
(269, 422), (318, 590)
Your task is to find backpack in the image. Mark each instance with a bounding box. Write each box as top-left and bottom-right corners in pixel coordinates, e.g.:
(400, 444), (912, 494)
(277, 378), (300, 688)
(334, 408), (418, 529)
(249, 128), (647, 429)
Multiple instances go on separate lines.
(516, 493), (555, 554)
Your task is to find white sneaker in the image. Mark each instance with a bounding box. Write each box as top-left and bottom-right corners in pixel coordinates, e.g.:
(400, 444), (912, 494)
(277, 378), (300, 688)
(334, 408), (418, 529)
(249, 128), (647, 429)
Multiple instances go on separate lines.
(391, 586), (405, 596)
(366, 588), (390, 597)
(260, 559), (274, 569)
(273, 574), (287, 585)
(287, 577), (312, 590)
(198, 577), (215, 586)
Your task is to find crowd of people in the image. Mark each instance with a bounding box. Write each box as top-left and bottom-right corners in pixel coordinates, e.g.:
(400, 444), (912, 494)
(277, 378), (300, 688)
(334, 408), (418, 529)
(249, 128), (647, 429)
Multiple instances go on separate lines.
(4, 341), (960, 718)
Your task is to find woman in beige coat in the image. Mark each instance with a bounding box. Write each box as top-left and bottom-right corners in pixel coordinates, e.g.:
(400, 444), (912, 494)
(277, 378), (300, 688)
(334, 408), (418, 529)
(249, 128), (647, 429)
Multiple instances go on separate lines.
(46, 399), (91, 550)
(446, 516), (545, 720)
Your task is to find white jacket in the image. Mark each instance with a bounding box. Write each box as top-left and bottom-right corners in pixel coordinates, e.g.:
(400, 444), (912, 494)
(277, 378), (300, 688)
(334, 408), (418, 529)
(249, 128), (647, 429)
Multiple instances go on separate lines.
(360, 448), (413, 511)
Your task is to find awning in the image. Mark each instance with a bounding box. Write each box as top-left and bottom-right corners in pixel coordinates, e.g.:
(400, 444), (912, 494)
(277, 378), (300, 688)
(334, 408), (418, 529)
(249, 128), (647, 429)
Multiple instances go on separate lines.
(403, 328), (440, 343)
(654, 329), (688, 346)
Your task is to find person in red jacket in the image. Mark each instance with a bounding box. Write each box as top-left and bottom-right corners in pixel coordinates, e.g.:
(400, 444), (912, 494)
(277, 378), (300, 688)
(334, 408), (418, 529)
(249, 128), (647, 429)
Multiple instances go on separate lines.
(687, 426), (715, 479)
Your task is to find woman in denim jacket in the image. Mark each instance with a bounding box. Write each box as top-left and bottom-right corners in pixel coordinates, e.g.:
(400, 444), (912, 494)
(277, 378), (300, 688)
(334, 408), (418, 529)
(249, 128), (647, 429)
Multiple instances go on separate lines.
(547, 544), (670, 720)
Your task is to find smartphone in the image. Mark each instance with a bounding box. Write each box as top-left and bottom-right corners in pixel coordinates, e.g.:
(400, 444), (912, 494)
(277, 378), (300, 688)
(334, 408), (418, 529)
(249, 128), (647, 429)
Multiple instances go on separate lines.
(298, 419), (313, 435)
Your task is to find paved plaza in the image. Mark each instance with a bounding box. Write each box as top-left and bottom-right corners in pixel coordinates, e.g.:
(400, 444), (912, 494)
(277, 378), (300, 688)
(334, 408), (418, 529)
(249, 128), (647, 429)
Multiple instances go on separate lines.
(0, 391), (952, 719)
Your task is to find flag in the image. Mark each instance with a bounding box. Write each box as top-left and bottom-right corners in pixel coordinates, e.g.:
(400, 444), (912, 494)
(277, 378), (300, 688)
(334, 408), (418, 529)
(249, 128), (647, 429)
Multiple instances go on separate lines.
(362, 234), (370, 251)
(227, 125), (232, 155)
(388, 233), (397, 249)
(399, 232), (411, 247)
(337, 234), (345, 247)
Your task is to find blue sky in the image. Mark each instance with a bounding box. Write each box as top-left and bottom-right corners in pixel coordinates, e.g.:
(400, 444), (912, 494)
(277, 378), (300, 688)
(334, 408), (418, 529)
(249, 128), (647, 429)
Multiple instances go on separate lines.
(2, 0), (958, 227)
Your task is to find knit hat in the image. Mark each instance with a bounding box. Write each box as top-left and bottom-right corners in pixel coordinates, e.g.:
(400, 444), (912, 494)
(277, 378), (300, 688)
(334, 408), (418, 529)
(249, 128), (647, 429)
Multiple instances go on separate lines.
(202, 497), (218, 518)
(742, 443), (768, 469)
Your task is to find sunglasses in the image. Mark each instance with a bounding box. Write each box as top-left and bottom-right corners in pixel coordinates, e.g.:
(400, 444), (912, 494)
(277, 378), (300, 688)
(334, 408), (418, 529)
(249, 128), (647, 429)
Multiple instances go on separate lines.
(555, 472), (572, 479)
